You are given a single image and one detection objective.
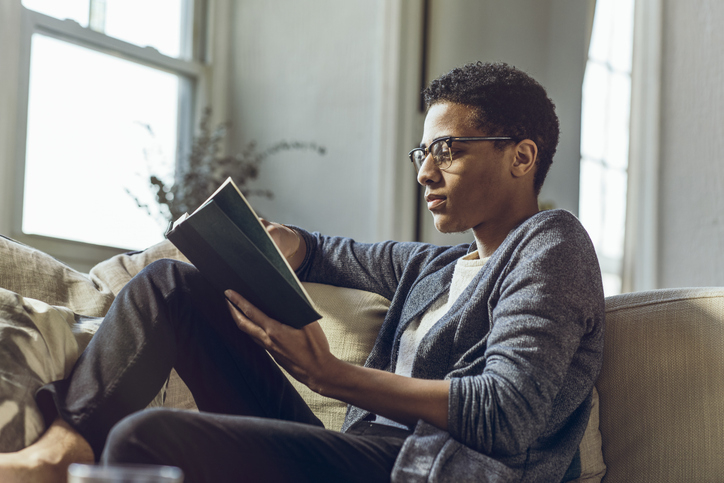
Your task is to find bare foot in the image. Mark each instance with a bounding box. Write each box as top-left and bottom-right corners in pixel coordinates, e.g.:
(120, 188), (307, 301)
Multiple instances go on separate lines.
(0, 417), (94, 483)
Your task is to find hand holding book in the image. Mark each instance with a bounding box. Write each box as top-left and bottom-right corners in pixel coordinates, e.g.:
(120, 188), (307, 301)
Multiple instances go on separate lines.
(224, 288), (333, 391)
(259, 219), (306, 272)
(166, 177), (321, 329)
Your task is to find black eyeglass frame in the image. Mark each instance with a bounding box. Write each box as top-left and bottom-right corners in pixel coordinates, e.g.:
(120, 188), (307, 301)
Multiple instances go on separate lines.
(408, 136), (515, 172)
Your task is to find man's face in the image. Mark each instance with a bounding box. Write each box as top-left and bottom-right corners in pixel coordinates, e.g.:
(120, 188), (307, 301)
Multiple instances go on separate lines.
(417, 102), (521, 237)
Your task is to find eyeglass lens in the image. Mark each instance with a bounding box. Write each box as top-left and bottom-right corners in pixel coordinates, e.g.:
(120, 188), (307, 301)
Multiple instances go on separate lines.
(431, 139), (451, 168)
(412, 138), (451, 171)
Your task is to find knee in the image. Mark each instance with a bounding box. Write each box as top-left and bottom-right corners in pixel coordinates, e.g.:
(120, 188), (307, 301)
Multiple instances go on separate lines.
(139, 259), (196, 285)
(124, 259), (199, 297)
(101, 409), (180, 465)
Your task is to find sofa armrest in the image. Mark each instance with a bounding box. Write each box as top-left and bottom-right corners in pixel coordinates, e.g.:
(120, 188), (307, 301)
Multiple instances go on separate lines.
(598, 287), (724, 482)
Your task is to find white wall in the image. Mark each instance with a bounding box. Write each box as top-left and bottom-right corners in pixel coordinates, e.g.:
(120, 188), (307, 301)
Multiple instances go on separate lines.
(228, 0), (401, 242)
(656, 0), (724, 287)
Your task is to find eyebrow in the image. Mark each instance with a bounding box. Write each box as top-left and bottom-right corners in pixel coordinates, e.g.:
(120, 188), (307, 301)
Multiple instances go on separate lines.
(418, 135), (452, 149)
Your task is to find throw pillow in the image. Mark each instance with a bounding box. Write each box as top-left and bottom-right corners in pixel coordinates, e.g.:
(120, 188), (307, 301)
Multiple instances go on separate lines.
(571, 386), (607, 482)
(0, 238), (185, 451)
(0, 235), (113, 317)
(280, 282), (391, 430)
(89, 240), (189, 297)
(0, 289), (79, 451)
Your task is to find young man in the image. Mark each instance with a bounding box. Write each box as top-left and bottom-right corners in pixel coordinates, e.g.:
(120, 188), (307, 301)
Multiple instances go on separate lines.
(0, 62), (604, 482)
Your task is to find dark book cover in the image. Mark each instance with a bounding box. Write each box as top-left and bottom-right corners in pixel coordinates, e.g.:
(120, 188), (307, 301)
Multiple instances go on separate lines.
(166, 178), (321, 328)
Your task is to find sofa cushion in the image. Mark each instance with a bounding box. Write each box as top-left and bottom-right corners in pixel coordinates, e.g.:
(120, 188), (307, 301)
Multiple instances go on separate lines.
(0, 235), (114, 317)
(89, 241), (189, 297)
(0, 290), (79, 451)
(281, 282), (392, 431)
(597, 287), (724, 483)
(572, 386), (606, 482)
(0, 238), (184, 450)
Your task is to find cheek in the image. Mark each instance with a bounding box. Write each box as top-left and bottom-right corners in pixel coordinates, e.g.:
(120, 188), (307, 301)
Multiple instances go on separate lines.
(457, 178), (503, 218)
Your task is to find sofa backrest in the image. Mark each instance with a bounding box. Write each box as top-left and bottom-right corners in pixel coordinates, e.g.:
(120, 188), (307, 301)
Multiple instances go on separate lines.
(278, 282), (391, 431)
(597, 287), (724, 482)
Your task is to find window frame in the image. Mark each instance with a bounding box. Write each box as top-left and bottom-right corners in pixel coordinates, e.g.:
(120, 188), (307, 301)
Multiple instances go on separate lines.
(578, 0), (636, 296)
(13, 4), (205, 271)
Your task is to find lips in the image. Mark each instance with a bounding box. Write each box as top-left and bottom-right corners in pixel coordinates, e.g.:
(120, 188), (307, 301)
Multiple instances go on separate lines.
(425, 193), (446, 210)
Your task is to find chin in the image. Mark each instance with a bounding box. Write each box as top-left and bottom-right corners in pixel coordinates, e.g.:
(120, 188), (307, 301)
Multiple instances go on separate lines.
(434, 219), (468, 235)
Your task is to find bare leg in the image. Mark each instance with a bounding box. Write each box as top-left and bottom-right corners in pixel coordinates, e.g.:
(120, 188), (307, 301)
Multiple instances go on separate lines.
(0, 417), (94, 483)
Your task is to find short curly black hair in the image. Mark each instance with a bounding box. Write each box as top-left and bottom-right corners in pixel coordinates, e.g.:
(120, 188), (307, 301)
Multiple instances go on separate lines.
(423, 62), (559, 195)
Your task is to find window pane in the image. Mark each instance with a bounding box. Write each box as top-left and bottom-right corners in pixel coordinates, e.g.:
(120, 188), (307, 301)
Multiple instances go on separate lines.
(579, 158), (604, 246)
(601, 169), (628, 259)
(609, 0), (635, 73)
(605, 73), (632, 170)
(601, 273), (622, 296)
(23, 34), (179, 250)
(580, 62), (608, 161)
(105, 0), (186, 58)
(587, 0), (613, 64)
(22, 0), (90, 26)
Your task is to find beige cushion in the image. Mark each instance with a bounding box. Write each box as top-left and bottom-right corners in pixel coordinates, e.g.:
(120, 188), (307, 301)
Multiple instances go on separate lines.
(0, 236), (188, 316)
(90, 241), (189, 297)
(597, 287), (724, 483)
(0, 235), (114, 317)
(0, 290), (79, 450)
(572, 386), (606, 482)
(280, 283), (391, 430)
(0, 238), (186, 449)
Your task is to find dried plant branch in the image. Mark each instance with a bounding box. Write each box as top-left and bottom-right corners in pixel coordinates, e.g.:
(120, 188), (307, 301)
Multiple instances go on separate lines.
(128, 107), (325, 227)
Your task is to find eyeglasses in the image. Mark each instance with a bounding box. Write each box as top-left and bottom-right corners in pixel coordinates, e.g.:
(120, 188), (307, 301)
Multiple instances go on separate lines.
(408, 136), (514, 172)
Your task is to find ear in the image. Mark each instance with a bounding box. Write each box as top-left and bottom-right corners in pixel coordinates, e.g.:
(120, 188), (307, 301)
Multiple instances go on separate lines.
(510, 139), (538, 178)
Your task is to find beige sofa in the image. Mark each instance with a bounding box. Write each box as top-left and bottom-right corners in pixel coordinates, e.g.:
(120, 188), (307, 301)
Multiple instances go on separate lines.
(1, 237), (723, 482)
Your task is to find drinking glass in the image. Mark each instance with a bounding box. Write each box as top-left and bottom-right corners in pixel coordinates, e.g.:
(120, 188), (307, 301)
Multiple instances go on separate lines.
(67, 463), (184, 482)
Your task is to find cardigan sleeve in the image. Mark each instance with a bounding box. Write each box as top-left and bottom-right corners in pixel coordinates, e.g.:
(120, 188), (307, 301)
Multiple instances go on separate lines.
(293, 227), (456, 302)
(447, 212), (605, 456)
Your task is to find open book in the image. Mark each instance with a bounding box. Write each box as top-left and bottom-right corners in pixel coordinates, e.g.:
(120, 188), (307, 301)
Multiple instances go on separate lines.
(165, 177), (321, 329)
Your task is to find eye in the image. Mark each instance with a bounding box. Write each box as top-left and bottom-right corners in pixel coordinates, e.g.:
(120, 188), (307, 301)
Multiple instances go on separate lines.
(445, 143), (462, 158)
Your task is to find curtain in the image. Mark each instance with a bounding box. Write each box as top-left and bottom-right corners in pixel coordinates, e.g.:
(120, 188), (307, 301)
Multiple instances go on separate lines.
(621, 0), (662, 292)
(198, 0), (233, 150)
(0, 0), (22, 234)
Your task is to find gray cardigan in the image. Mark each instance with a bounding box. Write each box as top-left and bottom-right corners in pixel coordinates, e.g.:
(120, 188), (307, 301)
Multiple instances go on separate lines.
(295, 209), (605, 483)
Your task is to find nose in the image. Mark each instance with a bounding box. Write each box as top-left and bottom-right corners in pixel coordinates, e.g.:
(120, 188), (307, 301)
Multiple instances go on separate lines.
(416, 153), (441, 186)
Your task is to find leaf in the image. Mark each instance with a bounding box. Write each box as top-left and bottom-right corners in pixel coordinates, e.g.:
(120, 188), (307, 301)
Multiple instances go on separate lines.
(126, 106), (325, 230)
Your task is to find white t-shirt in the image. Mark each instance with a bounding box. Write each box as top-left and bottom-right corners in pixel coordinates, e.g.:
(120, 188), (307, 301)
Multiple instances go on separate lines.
(375, 251), (488, 429)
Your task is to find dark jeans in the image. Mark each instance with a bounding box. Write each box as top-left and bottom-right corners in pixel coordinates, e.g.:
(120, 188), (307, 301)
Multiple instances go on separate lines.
(36, 259), (409, 483)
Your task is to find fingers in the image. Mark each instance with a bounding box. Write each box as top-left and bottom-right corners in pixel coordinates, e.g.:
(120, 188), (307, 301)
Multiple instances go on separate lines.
(226, 299), (267, 345)
(224, 290), (334, 388)
(224, 290), (275, 345)
(225, 289), (259, 322)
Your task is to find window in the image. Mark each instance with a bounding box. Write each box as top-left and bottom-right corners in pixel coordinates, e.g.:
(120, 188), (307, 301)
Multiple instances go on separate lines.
(16, 1), (203, 259)
(579, 0), (635, 295)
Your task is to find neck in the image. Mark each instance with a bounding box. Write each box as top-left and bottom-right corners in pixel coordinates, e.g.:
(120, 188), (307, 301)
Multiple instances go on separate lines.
(472, 202), (539, 258)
